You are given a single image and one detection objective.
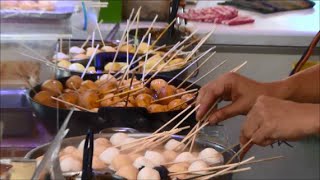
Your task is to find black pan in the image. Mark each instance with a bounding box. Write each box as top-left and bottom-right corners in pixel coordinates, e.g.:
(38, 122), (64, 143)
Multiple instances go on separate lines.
(27, 74), (200, 137)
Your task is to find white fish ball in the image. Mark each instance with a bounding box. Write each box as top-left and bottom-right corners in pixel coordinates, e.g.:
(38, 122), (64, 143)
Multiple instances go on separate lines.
(188, 160), (209, 174)
(164, 139), (185, 151)
(174, 152), (195, 163)
(99, 147), (120, 164)
(137, 167), (160, 180)
(60, 156), (82, 172)
(162, 150), (177, 162)
(199, 148), (224, 165)
(69, 63), (85, 72)
(116, 165), (138, 180)
(111, 154), (133, 171)
(110, 133), (128, 146)
(70, 46), (85, 54)
(144, 151), (165, 166)
(133, 157), (155, 169)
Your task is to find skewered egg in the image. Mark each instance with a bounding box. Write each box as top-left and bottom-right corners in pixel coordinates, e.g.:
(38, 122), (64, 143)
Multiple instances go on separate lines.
(119, 44), (136, 53)
(138, 42), (151, 54)
(99, 147), (120, 164)
(110, 133), (128, 146)
(65, 75), (82, 89)
(73, 53), (88, 60)
(198, 148), (224, 165)
(78, 90), (100, 109)
(144, 151), (165, 166)
(116, 165), (138, 180)
(133, 157), (155, 169)
(70, 46), (85, 54)
(137, 167), (160, 180)
(188, 160), (209, 174)
(150, 79), (168, 92)
(53, 52), (69, 61)
(145, 54), (163, 70)
(33, 91), (56, 108)
(162, 150), (177, 162)
(86, 47), (101, 57)
(135, 93), (153, 108)
(164, 139), (185, 151)
(41, 79), (63, 96)
(168, 99), (187, 111)
(168, 58), (185, 66)
(111, 154), (133, 171)
(57, 60), (71, 69)
(101, 46), (116, 52)
(174, 152), (195, 163)
(69, 63), (85, 72)
(60, 156), (82, 172)
(147, 104), (167, 113)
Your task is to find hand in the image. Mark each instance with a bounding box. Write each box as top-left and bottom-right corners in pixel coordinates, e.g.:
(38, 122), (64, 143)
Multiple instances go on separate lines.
(196, 72), (282, 123)
(240, 95), (320, 146)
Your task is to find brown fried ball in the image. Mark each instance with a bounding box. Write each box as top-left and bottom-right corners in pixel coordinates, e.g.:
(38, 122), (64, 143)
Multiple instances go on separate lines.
(147, 104), (167, 113)
(135, 93), (153, 108)
(150, 79), (168, 92)
(58, 92), (79, 109)
(157, 85), (177, 105)
(65, 75), (82, 89)
(78, 90), (100, 109)
(181, 93), (195, 103)
(33, 91), (57, 107)
(100, 93), (115, 107)
(168, 99), (187, 111)
(41, 79), (63, 96)
(98, 81), (118, 94)
(80, 80), (98, 91)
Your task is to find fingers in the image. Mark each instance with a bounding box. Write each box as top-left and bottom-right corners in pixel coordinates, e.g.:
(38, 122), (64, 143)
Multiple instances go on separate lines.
(207, 99), (247, 124)
(240, 107), (261, 145)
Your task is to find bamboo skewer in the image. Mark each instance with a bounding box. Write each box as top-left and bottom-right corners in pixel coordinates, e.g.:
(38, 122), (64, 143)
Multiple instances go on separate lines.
(51, 97), (93, 112)
(169, 156), (284, 176)
(134, 7), (141, 46)
(231, 61), (248, 72)
(142, 33), (152, 82)
(166, 94), (197, 111)
(168, 47), (215, 84)
(81, 44), (100, 79)
(96, 87), (144, 103)
(150, 18), (177, 48)
(19, 52), (56, 68)
(226, 138), (253, 165)
(189, 167), (252, 180)
(185, 60), (227, 90)
(80, 35), (92, 49)
(177, 51), (217, 89)
(152, 89), (198, 103)
(96, 21), (106, 47)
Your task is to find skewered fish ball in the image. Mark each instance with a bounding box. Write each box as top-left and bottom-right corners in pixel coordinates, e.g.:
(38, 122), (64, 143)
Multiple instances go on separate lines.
(181, 93), (194, 102)
(168, 99), (187, 111)
(135, 93), (153, 108)
(133, 157), (155, 169)
(157, 85), (177, 105)
(33, 91), (57, 108)
(111, 154), (133, 171)
(100, 93), (115, 107)
(94, 138), (111, 147)
(86, 47), (102, 57)
(94, 145), (107, 156)
(137, 167), (161, 180)
(80, 80), (98, 91)
(57, 60), (71, 69)
(150, 79), (168, 92)
(41, 79), (63, 96)
(66, 75), (83, 89)
(168, 163), (189, 179)
(69, 63), (85, 72)
(101, 46), (116, 52)
(78, 90), (100, 109)
(198, 148), (224, 165)
(120, 137), (137, 151)
(92, 155), (107, 170)
(147, 104), (167, 113)
(162, 150), (178, 162)
(174, 152), (195, 163)
(116, 165), (138, 180)
(164, 139), (185, 151)
(69, 46), (85, 54)
(129, 153), (142, 161)
(73, 53), (88, 60)
(104, 62), (127, 72)
(110, 133), (128, 146)
(60, 156), (82, 172)
(99, 147), (120, 164)
(58, 92), (78, 109)
(144, 151), (165, 166)
(188, 160), (209, 174)
(53, 52), (69, 61)
(98, 81), (117, 94)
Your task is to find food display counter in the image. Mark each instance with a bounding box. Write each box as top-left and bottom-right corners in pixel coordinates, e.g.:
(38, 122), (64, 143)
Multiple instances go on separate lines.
(0, 0), (319, 179)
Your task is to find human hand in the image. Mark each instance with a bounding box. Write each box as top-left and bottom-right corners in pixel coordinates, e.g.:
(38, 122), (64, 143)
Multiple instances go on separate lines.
(196, 72), (281, 123)
(240, 95), (320, 146)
